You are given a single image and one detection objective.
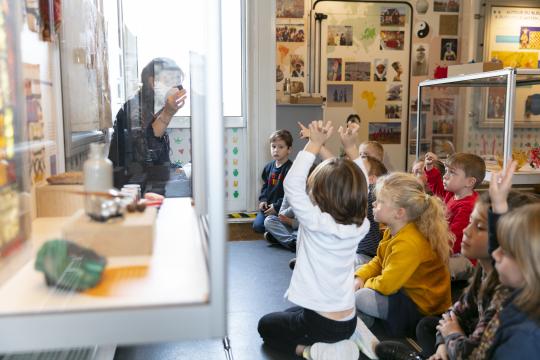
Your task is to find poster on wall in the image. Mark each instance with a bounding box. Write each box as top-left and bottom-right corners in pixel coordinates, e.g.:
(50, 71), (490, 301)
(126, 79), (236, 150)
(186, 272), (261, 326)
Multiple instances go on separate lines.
(380, 7), (406, 27)
(327, 84), (353, 107)
(380, 30), (404, 50)
(327, 58), (342, 81)
(369, 122), (401, 144)
(276, 24), (305, 42)
(327, 25), (353, 46)
(345, 62), (370, 81)
(434, 0), (459, 13)
(276, 0), (304, 19)
(484, 5), (540, 126)
(412, 44), (429, 76)
(440, 38), (458, 61)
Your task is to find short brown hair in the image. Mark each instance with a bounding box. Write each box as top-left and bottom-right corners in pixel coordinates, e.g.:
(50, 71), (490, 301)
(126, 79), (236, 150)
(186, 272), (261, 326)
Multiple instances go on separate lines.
(446, 153), (486, 189)
(360, 141), (384, 161)
(269, 129), (293, 148)
(307, 157), (367, 226)
(364, 156), (388, 177)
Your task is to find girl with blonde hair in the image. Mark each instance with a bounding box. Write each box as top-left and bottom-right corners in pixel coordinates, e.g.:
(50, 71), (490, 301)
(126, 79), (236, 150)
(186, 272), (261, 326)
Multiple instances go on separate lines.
(355, 172), (452, 336)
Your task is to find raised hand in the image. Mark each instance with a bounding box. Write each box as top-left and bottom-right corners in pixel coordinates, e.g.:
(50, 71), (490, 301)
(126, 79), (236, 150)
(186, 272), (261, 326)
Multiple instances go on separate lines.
(297, 122), (310, 139)
(489, 160), (517, 214)
(424, 152), (438, 171)
(338, 123), (360, 159)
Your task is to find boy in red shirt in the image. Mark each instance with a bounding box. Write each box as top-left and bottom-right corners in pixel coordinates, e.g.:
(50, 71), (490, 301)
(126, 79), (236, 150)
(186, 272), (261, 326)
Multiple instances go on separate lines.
(424, 152), (486, 280)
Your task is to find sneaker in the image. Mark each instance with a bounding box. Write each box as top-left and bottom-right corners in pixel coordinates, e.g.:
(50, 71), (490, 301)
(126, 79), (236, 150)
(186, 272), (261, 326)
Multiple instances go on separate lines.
(288, 257), (296, 270)
(374, 340), (423, 360)
(309, 339), (359, 360)
(264, 232), (278, 244)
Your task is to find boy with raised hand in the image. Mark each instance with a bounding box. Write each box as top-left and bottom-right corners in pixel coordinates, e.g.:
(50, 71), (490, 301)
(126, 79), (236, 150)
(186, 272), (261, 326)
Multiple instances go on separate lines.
(424, 151), (486, 281)
(254, 130), (293, 233)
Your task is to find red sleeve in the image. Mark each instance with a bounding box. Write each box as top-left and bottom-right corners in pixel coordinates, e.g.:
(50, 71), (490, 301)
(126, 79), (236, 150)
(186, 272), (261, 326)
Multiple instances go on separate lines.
(448, 195), (477, 254)
(424, 167), (447, 199)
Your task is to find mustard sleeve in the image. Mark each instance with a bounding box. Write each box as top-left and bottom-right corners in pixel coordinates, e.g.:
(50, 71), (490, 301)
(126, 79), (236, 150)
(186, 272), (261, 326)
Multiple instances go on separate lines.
(364, 236), (422, 295)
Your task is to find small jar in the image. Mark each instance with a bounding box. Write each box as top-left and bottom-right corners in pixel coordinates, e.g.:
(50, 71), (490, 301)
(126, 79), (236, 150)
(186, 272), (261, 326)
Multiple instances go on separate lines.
(84, 143), (113, 220)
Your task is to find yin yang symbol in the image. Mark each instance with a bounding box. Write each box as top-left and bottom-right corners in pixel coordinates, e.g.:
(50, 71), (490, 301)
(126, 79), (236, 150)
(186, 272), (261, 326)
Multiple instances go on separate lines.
(416, 21), (430, 38)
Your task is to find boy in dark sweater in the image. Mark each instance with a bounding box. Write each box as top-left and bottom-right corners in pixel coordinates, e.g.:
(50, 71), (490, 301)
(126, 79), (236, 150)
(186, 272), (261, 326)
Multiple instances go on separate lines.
(424, 151), (486, 280)
(253, 130), (293, 233)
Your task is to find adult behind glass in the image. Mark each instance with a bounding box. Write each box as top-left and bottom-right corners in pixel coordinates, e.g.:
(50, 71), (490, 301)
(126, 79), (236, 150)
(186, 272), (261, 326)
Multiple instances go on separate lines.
(109, 57), (187, 195)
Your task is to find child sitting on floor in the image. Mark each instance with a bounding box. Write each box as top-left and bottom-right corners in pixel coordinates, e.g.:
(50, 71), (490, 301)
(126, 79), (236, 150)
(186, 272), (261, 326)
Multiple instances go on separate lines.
(253, 130), (293, 233)
(424, 152), (486, 281)
(258, 121), (370, 360)
(355, 172), (452, 337)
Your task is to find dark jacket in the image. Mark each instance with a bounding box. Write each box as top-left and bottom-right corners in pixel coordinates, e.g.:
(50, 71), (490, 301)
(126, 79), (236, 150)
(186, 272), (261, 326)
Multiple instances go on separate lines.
(258, 159), (292, 213)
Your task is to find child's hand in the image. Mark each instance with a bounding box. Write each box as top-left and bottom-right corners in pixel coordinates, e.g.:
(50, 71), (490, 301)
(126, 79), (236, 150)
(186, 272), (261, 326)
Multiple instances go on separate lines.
(489, 160), (517, 214)
(264, 204), (277, 216)
(436, 311), (464, 337)
(305, 120), (333, 154)
(338, 123), (360, 159)
(354, 277), (364, 290)
(297, 122), (310, 139)
(428, 344), (449, 360)
(278, 214), (293, 226)
(259, 201), (268, 211)
(424, 152), (438, 171)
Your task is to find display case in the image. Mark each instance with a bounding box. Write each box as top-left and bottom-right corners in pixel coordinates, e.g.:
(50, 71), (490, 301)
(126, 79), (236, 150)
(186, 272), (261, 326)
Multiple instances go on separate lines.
(411, 68), (540, 184)
(0, 0), (227, 354)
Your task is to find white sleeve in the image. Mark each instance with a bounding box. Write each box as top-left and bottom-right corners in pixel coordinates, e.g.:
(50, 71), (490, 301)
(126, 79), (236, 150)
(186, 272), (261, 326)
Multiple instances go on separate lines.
(283, 151), (320, 226)
(353, 156), (369, 196)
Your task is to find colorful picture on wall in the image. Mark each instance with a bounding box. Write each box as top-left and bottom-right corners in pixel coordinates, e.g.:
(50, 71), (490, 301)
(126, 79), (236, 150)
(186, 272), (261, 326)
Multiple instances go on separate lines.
(276, 24), (305, 42)
(369, 122), (401, 144)
(374, 59), (388, 81)
(434, 0), (459, 13)
(519, 27), (540, 50)
(291, 81), (304, 94)
(433, 118), (455, 135)
(380, 7), (406, 26)
(327, 58), (342, 81)
(386, 83), (402, 101)
(412, 44), (429, 76)
(327, 25), (353, 46)
(490, 51), (538, 68)
(385, 104), (402, 119)
(390, 61), (403, 81)
(380, 31), (405, 50)
(440, 38), (458, 61)
(327, 84), (353, 107)
(290, 54), (304, 78)
(487, 87), (506, 120)
(433, 98), (455, 116)
(276, 0), (304, 18)
(345, 62), (370, 81)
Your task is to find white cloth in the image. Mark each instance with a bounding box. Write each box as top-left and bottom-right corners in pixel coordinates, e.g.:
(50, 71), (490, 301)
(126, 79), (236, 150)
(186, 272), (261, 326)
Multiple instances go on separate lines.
(284, 151), (370, 312)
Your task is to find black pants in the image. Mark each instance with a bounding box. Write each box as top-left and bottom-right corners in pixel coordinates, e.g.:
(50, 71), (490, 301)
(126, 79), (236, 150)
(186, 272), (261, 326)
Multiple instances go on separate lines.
(258, 306), (357, 355)
(416, 316), (440, 357)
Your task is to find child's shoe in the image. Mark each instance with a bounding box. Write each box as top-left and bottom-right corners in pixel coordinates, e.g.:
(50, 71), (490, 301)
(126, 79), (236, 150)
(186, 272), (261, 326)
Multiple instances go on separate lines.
(264, 232), (278, 244)
(308, 339), (359, 360)
(374, 340), (423, 360)
(288, 257), (296, 270)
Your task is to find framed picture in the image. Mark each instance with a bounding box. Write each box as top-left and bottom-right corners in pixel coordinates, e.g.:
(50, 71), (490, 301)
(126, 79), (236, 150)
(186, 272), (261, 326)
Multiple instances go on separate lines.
(369, 122), (401, 144)
(482, 4), (540, 128)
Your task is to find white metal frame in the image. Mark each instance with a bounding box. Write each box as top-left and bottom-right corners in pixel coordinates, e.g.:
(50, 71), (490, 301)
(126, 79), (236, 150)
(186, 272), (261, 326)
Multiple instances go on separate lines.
(416, 68), (540, 170)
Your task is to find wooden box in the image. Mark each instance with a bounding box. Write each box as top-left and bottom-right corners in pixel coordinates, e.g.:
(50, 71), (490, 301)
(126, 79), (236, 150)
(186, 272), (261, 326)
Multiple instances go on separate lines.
(289, 95), (324, 104)
(35, 184), (85, 217)
(61, 208), (157, 257)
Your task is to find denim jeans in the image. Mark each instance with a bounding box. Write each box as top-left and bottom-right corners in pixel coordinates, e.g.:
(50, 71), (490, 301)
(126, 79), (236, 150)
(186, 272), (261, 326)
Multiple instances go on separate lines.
(253, 211), (266, 233)
(264, 215), (297, 251)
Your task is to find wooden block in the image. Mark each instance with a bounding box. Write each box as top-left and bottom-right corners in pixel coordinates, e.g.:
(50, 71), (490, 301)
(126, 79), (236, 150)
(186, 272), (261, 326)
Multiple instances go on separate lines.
(61, 208), (156, 257)
(36, 184), (85, 217)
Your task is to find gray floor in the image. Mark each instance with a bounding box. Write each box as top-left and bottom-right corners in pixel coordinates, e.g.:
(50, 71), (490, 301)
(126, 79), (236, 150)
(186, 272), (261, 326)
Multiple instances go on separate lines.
(114, 240), (299, 360)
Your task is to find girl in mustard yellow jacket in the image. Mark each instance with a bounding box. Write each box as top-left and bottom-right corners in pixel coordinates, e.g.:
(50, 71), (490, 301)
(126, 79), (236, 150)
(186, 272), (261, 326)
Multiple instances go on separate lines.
(355, 172), (452, 336)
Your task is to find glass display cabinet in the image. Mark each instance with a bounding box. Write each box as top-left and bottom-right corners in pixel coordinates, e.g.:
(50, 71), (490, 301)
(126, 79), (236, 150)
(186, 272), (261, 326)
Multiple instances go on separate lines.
(412, 68), (540, 185)
(0, 0), (227, 355)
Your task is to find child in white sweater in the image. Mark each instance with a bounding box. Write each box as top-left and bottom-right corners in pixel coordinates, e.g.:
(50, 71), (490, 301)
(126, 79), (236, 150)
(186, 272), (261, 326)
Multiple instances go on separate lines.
(258, 121), (370, 360)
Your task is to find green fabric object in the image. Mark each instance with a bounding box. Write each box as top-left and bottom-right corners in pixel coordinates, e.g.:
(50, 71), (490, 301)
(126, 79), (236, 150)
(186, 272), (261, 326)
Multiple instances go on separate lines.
(35, 239), (107, 291)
